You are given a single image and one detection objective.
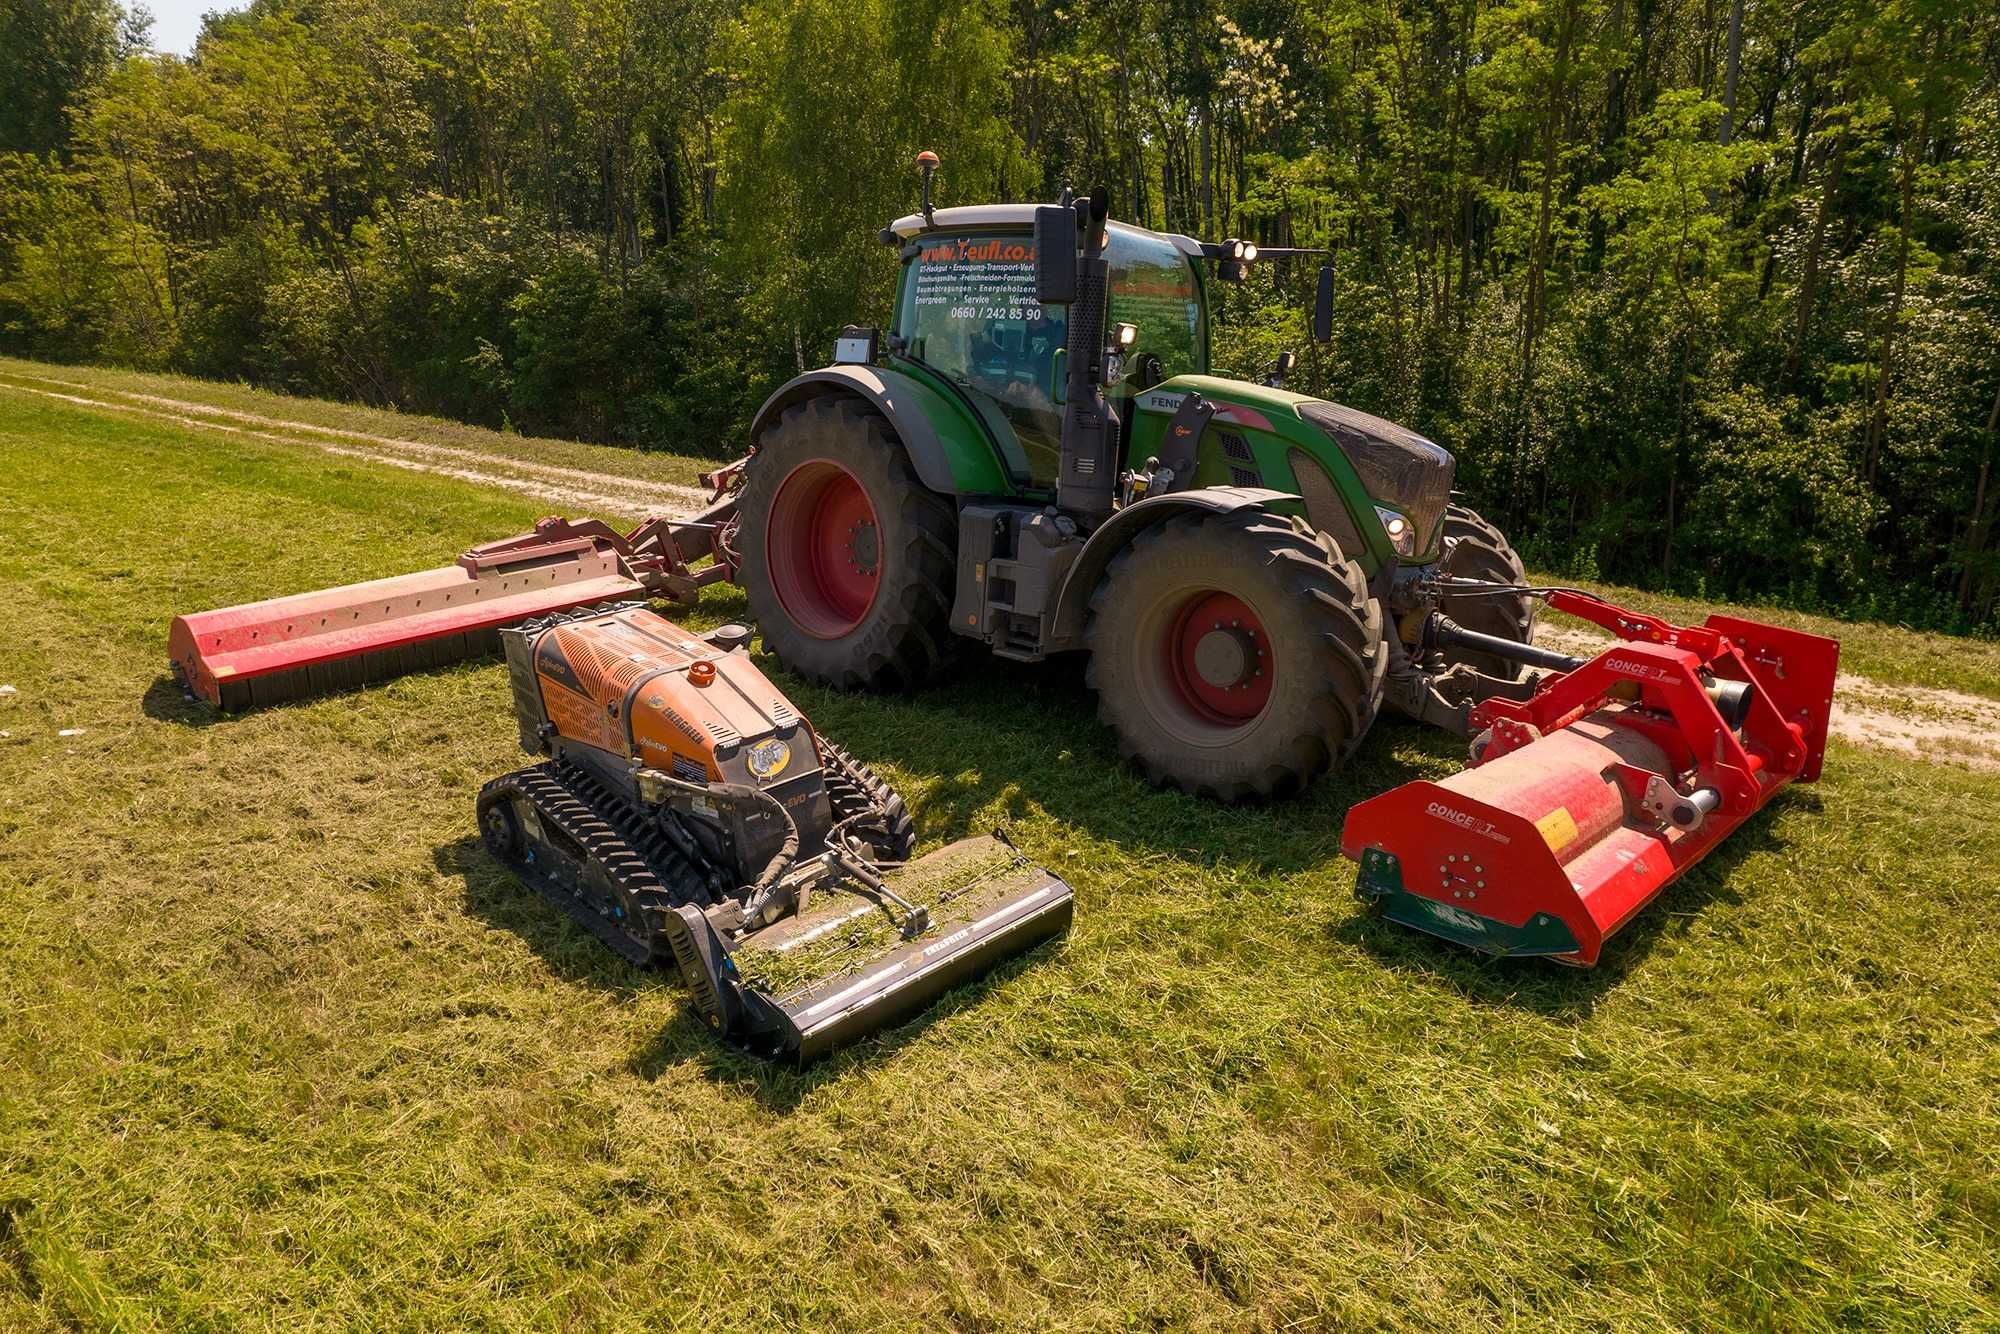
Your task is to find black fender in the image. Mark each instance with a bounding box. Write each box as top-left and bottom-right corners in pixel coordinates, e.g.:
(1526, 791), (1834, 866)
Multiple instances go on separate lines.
(747, 366), (967, 496)
(1048, 486), (1300, 647)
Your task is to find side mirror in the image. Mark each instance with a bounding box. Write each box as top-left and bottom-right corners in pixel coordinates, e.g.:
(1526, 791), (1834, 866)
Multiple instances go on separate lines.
(833, 325), (878, 365)
(1312, 264), (1334, 344)
(1034, 205), (1077, 306)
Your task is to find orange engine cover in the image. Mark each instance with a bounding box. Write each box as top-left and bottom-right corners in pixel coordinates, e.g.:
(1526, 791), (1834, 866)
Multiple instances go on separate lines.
(515, 605), (821, 796)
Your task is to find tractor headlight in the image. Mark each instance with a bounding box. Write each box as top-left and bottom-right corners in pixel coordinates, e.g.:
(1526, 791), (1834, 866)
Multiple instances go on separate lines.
(1375, 505), (1416, 556)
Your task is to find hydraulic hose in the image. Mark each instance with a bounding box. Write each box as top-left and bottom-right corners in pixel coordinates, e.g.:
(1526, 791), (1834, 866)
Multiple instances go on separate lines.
(641, 768), (799, 921)
(717, 781), (799, 922)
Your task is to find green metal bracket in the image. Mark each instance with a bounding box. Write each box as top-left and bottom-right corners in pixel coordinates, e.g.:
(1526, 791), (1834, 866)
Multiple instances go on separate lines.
(1354, 848), (1580, 959)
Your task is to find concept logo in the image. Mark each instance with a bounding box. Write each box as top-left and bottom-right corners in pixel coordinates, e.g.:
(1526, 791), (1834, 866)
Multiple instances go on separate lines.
(1424, 800), (1514, 844)
(1604, 655), (1678, 684)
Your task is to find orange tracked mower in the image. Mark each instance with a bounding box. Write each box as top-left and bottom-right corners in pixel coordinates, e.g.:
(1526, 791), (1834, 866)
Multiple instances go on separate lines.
(480, 601), (1072, 1060)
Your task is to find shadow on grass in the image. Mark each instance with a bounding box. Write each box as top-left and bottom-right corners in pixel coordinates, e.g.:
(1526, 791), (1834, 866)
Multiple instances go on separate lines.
(1330, 786), (1824, 1017)
(434, 832), (1050, 1112)
(141, 674), (226, 727)
(434, 835), (660, 988)
(623, 940), (1063, 1113)
(783, 647), (1460, 879)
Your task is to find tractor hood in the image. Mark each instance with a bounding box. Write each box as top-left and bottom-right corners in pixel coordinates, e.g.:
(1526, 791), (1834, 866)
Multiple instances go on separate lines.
(1132, 377), (1458, 557)
(1294, 399), (1456, 554)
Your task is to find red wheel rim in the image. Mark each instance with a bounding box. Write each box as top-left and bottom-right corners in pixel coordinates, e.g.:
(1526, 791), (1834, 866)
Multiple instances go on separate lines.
(1162, 591), (1273, 725)
(765, 460), (881, 638)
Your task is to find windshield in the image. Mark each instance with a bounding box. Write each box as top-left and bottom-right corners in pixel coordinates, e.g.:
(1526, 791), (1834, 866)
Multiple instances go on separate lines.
(1105, 224), (1205, 378)
(895, 232), (1066, 483)
(892, 223), (1208, 486)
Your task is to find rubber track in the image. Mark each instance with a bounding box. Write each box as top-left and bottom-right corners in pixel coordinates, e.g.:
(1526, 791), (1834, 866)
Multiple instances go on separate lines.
(479, 761), (707, 967)
(818, 739), (916, 860)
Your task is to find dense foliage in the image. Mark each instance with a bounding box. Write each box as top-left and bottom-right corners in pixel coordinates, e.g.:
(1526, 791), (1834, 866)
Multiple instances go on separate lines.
(1, 0), (1996, 628)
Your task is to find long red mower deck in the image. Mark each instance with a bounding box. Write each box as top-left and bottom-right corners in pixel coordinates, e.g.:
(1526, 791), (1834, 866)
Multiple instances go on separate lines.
(168, 499), (742, 711)
(169, 542), (645, 711)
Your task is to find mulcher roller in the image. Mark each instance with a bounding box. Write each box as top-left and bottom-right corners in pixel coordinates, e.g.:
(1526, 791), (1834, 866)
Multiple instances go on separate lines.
(476, 602), (1073, 1060)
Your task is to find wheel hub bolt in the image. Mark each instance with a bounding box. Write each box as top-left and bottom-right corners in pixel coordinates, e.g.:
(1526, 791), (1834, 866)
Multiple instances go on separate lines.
(1193, 627), (1258, 689)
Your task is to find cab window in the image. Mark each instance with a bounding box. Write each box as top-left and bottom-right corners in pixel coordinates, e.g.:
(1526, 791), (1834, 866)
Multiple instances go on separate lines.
(895, 232), (1066, 484)
(1106, 225), (1205, 381)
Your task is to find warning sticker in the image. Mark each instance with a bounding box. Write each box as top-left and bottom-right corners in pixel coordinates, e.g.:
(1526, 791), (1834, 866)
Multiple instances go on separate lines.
(1535, 806), (1580, 853)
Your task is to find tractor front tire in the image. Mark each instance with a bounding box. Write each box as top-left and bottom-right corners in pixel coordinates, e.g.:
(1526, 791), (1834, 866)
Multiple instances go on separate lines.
(1085, 508), (1386, 802)
(741, 397), (957, 690)
(1437, 503), (1538, 679)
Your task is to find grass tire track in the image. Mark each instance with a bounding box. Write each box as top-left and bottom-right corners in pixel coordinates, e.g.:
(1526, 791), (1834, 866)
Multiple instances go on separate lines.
(0, 370), (709, 517)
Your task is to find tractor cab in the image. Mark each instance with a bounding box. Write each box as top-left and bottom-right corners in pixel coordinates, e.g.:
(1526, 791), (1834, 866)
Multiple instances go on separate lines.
(882, 207), (1209, 493)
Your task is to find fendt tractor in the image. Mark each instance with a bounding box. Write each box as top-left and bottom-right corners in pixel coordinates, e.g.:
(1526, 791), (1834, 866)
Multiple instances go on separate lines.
(175, 160), (1539, 801)
(734, 170), (1538, 801)
(172, 156), (1838, 1037)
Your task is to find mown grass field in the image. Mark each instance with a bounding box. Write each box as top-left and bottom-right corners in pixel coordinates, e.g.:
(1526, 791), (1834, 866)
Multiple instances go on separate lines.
(1, 374), (1996, 1328)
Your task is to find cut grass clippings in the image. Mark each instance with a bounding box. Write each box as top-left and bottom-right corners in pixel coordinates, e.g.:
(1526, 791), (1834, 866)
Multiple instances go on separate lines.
(1, 377), (1997, 1327)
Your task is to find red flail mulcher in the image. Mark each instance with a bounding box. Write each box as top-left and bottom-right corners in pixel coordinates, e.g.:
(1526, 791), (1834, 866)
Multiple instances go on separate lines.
(168, 473), (743, 711)
(1340, 591), (1839, 965)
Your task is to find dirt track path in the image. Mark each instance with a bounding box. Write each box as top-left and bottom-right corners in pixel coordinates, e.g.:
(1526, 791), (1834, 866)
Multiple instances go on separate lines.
(1537, 624), (2000, 772)
(0, 371), (708, 516)
(7, 368), (1993, 771)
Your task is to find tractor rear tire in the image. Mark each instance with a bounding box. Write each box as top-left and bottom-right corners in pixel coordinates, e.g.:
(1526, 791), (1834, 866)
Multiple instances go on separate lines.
(1084, 508), (1386, 802)
(741, 396), (957, 690)
(1438, 504), (1537, 679)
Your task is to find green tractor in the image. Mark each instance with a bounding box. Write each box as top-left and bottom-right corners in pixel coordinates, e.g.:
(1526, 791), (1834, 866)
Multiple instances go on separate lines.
(736, 167), (1543, 801)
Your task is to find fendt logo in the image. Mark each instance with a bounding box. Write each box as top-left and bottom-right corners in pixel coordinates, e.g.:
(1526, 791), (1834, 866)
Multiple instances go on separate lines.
(1425, 801), (1513, 844)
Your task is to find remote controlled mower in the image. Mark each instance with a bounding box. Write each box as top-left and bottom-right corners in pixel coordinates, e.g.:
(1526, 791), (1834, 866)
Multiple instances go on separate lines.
(169, 157), (1837, 965)
(479, 601), (1072, 1059)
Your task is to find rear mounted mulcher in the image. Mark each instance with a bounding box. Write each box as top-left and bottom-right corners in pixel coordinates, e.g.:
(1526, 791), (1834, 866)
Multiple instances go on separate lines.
(1341, 591), (1839, 965)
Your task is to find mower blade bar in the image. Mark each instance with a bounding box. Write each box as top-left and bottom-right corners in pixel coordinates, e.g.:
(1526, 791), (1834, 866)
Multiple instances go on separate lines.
(782, 870), (1073, 1062)
(666, 837), (1074, 1063)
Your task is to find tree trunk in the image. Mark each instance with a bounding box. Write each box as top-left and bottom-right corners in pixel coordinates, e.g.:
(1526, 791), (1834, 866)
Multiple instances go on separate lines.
(1784, 117), (1845, 385)
(1955, 369), (2000, 613)
(1199, 104), (1213, 236)
(1865, 109), (1928, 486)
(1719, 0), (1746, 144)
(1522, 0), (1579, 371)
(1514, 0), (1581, 518)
